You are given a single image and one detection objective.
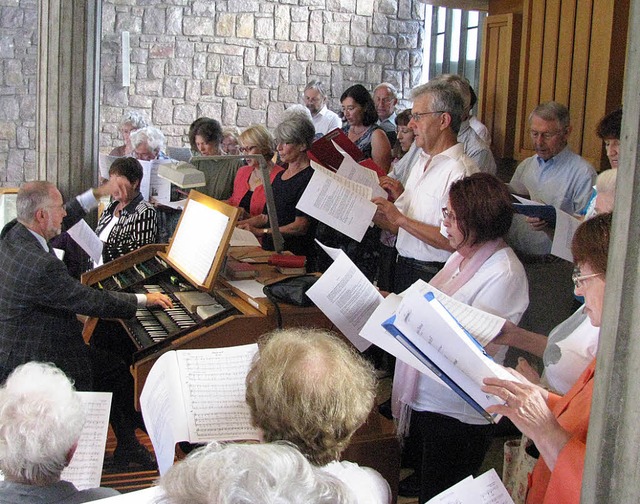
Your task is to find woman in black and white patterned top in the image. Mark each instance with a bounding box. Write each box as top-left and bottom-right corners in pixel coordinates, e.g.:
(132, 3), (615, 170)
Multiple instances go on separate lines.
(95, 157), (157, 265)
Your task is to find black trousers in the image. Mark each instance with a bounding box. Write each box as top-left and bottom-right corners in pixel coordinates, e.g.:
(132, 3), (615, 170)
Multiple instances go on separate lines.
(394, 255), (445, 293)
(403, 409), (495, 502)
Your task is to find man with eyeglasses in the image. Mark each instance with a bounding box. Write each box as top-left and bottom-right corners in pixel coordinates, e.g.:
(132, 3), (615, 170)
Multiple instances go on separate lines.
(374, 80), (478, 292)
(507, 101), (596, 340)
(508, 101), (596, 256)
(303, 80), (342, 136)
(374, 83), (399, 144)
(0, 181), (173, 469)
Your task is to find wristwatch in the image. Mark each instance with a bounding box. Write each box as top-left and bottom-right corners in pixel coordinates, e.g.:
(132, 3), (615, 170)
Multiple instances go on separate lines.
(263, 228), (269, 235)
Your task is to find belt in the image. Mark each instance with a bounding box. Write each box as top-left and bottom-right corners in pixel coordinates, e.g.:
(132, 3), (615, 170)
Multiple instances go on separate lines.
(396, 255), (445, 269)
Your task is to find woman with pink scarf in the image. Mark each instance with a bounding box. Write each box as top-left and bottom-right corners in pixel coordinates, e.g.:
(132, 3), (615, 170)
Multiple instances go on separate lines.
(394, 173), (530, 502)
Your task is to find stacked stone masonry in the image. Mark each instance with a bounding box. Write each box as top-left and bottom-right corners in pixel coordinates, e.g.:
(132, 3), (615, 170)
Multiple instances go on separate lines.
(1, 0), (423, 185)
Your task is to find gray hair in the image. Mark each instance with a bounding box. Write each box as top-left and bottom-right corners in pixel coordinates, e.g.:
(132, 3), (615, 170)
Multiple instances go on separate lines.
(529, 101), (570, 129)
(431, 74), (471, 111)
(304, 80), (328, 98)
(0, 362), (85, 486)
(373, 82), (398, 100)
(158, 441), (355, 504)
(283, 104), (313, 123)
(275, 114), (316, 150)
(411, 80), (465, 134)
(121, 110), (148, 130)
(596, 169), (617, 197)
(16, 180), (57, 224)
(130, 126), (166, 153)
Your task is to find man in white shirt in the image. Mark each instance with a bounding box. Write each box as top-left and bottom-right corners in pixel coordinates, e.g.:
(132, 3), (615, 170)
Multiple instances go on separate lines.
(303, 80), (342, 136)
(374, 80), (478, 292)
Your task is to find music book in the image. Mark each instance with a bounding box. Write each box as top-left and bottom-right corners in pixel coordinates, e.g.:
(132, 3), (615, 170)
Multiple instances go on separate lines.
(382, 289), (519, 423)
(309, 127), (366, 169)
(139, 345), (261, 475)
(513, 202), (556, 226)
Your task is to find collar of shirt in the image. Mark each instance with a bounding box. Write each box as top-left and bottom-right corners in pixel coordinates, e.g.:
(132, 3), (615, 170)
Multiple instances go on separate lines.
(418, 142), (465, 165)
(313, 105), (329, 118)
(26, 227), (50, 252)
(536, 144), (571, 170)
(378, 111), (397, 126)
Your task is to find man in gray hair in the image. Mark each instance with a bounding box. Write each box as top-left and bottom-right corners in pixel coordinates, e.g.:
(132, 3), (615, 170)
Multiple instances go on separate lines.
(374, 82), (399, 139)
(373, 79), (478, 292)
(303, 80), (342, 136)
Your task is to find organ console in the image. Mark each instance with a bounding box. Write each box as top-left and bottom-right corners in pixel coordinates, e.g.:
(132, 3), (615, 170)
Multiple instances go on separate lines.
(80, 191), (400, 501)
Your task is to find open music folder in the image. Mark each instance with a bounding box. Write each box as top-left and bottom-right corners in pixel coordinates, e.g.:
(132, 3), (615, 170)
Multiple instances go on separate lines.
(382, 289), (519, 423)
(139, 344), (261, 475)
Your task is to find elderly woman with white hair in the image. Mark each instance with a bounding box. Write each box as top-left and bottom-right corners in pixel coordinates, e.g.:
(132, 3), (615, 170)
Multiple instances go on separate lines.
(109, 110), (148, 157)
(0, 362), (120, 503)
(130, 126), (168, 161)
(158, 441), (355, 504)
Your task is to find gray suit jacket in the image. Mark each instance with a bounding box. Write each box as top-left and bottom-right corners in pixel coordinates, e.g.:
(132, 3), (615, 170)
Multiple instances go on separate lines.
(0, 201), (138, 389)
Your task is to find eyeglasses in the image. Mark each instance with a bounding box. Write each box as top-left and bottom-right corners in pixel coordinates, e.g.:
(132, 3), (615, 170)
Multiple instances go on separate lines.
(529, 129), (564, 141)
(441, 207), (456, 222)
(239, 145), (258, 153)
(410, 111), (445, 122)
(572, 269), (603, 289)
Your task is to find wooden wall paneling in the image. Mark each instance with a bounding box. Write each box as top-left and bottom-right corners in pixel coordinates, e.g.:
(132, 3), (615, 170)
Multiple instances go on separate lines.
(514, 0), (543, 159)
(478, 13), (521, 159)
(581, 0), (617, 168)
(540, 0), (561, 101)
(568, 0), (593, 161)
(554, 0), (577, 107)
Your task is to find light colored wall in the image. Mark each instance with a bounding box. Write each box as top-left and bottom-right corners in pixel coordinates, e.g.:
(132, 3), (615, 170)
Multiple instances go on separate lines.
(99, 0), (425, 151)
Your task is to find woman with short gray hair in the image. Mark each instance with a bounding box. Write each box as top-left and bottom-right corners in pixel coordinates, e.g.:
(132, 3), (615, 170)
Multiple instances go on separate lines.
(130, 126), (168, 161)
(109, 110), (148, 157)
(237, 115), (316, 261)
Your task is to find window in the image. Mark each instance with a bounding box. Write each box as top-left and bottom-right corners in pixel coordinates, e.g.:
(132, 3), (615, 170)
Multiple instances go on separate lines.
(422, 6), (486, 109)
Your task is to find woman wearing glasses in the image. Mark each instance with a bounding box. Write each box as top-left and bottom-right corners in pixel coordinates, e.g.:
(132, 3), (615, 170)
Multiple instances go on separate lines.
(484, 213), (611, 504)
(226, 125), (283, 219)
(394, 173), (529, 501)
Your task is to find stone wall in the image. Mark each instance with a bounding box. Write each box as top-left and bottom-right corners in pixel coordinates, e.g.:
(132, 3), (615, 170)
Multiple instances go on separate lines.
(0, 0), (424, 184)
(0, 0), (37, 185)
(100, 0), (425, 150)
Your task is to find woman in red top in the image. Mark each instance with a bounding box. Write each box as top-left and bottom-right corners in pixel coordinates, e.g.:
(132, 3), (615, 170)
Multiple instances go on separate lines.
(226, 125), (283, 219)
(483, 213), (612, 504)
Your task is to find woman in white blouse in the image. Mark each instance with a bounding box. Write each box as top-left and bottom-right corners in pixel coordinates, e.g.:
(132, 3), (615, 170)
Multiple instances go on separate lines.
(393, 172), (529, 502)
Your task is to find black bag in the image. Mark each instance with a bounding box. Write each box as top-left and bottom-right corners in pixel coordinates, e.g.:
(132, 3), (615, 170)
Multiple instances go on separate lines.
(262, 275), (318, 328)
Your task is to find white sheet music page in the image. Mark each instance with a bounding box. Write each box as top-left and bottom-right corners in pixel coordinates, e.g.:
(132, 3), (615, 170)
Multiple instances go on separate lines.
(306, 241), (379, 351)
(296, 165), (376, 242)
(140, 351), (189, 475)
(551, 209), (582, 262)
(333, 140), (387, 199)
(426, 469), (514, 504)
(177, 345), (261, 443)
(411, 280), (506, 346)
(60, 392), (112, 490)
(168, 198), (229, 285)
(66, 219), (104, 263)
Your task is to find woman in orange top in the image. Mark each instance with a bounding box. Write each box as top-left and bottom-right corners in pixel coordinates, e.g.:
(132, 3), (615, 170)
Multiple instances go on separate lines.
(483, 212), (611, 504)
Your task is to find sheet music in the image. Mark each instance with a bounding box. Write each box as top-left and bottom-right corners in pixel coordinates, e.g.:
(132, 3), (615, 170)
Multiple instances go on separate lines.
(296, 166), (376, 242)
(333, 140), (387, 199)
(98, 153), (119, 180)
(227, 279), (268, 299)
(60, 392), (112, 490)
(138, 159), (172, 204)
(177, 345), (261, 442)
(230, 226), (261, 247)
(551, 209), (582, 262)
(306, 241), (378, 351)
(66, 219), (104, 263)
(168, 199), (229, 285)
(426, 469), (514, 504)
(411, 280), (506, 346)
